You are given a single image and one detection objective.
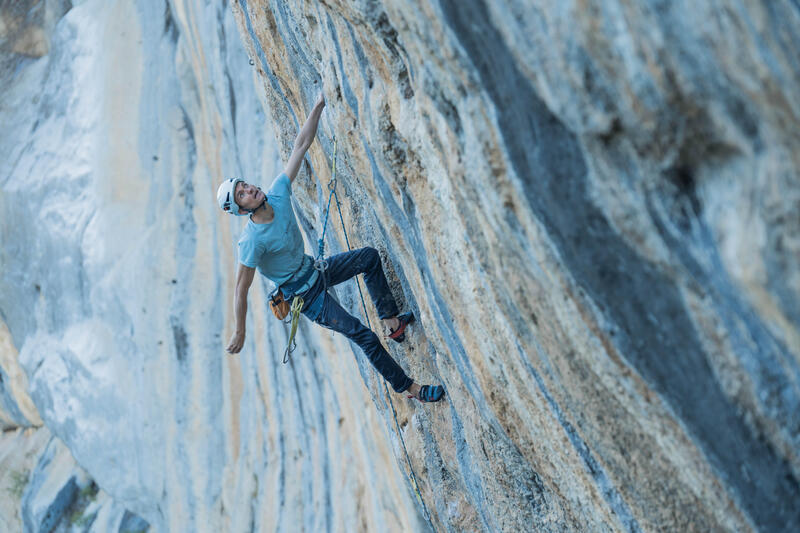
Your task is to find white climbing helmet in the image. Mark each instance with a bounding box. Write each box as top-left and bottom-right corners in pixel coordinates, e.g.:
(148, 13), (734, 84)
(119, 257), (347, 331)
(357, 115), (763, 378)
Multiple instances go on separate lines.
(217, 177), (246, 216)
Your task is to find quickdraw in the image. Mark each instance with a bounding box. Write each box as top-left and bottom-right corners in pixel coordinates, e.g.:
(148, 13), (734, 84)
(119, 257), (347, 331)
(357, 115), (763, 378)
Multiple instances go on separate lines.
(282, 295), (304, 364)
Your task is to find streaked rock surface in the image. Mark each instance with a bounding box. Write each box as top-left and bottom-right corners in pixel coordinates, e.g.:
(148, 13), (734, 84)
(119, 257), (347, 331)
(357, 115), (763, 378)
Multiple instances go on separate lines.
(2, 0), (421, 531)
(1, 0), (798, 531)
(0, 426), (146, 533)
(230, 0), (800, 531)
(0, 320), (42, 430)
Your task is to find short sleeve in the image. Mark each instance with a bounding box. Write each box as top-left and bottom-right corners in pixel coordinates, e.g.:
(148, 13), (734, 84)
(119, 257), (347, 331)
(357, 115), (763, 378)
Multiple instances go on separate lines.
(237, 235), (263, 268)
(268, 173), (291, 197)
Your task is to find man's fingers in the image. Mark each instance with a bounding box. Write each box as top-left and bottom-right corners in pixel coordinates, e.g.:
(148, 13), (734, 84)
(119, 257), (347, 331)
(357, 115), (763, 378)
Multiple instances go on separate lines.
(226, 332), (245, 354)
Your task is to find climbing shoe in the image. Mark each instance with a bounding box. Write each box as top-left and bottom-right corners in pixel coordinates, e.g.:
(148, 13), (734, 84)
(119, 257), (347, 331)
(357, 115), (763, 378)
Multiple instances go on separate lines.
(387, 311), (415, 343)
(408, 384), (445, 403)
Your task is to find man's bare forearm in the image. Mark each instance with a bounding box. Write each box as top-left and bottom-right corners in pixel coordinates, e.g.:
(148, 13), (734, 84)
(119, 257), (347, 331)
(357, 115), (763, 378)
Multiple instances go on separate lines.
(293, 99), (325, 152)
(233, 287), (249, 333)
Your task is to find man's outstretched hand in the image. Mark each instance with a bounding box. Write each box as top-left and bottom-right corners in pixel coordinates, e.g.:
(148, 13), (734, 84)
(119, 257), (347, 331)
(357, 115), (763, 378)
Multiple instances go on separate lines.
(227, 330), (245, 354)
(285, 92), (326, 183)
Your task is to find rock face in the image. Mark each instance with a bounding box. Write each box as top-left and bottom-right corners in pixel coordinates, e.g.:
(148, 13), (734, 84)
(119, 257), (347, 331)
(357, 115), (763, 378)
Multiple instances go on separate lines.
(230, 1), (800, 531)
(3, 0), (421, 531)
(1, 0), (798, 532)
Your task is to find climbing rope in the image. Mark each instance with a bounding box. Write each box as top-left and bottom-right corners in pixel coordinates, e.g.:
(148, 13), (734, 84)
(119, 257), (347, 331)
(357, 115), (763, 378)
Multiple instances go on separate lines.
(316, 139), (337, 262)
(316, 137), (434, 528)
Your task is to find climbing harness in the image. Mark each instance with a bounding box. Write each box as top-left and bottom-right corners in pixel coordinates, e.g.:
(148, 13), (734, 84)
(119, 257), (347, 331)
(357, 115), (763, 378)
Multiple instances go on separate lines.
(314, 137), (434, 528)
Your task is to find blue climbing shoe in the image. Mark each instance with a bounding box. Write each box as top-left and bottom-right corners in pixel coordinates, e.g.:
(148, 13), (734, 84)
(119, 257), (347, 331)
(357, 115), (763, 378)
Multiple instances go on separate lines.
(387, 311), (415, 343)
(408, 384), (445, 403)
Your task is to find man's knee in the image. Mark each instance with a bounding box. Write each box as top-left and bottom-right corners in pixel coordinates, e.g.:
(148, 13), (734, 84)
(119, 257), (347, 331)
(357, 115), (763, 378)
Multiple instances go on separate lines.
(359, 247), (381, 269)
(351, 324), (379, 345)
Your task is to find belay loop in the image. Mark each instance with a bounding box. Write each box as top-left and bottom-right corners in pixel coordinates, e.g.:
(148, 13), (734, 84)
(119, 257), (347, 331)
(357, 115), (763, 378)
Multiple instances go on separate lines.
(314, 257), (329, 292)
(313, 258), (328, 271)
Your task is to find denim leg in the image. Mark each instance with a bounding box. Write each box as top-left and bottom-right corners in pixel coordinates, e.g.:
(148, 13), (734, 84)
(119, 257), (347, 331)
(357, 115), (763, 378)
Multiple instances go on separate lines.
(316, 292), (413, 393)
(322, 247), (399, 319)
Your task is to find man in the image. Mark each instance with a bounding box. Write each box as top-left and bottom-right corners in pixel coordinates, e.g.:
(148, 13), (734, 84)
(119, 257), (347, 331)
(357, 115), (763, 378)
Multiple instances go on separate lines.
(219, 93), (444, 403)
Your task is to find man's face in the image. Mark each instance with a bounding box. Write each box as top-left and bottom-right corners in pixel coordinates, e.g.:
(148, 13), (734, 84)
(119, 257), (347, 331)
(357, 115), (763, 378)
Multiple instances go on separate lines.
(234, 181), (264, 214)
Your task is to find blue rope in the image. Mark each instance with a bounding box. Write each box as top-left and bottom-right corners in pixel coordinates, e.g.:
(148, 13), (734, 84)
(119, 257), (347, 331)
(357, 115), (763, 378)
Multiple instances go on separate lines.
(317, 140), (337, 260)
(317, 138), (434, 528)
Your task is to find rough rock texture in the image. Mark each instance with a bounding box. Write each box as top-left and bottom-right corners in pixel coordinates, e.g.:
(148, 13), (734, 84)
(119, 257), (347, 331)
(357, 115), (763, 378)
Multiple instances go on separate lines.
(2, 0), (421, 531)
(1, 320), (42, 430)
(0, 426), (146, 533)
(230, 0), (800, 531)
(1, 0), (799, 532)
(0, 426), (50, 532)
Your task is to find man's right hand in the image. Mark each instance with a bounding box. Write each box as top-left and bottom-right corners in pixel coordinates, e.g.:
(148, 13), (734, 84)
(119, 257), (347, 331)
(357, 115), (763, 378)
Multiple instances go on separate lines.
(227, 330), (245, 354)
(229, 265), (255, 354)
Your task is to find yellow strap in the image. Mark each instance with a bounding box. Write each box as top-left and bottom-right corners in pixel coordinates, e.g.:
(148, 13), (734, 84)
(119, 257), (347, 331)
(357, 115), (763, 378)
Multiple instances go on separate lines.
(283, 296), (304, 364)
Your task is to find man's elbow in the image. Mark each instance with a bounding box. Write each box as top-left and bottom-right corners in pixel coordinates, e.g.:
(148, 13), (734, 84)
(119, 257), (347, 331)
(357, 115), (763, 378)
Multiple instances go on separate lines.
(294, 137), (312, 154)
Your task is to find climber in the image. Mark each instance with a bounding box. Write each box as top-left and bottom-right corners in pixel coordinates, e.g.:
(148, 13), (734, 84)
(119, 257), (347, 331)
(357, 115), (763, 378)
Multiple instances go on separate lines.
(218, 92), (444, 403)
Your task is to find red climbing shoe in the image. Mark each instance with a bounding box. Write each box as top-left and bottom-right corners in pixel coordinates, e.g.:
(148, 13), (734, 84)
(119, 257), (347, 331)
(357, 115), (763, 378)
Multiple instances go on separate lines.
(387, 311), (415, 343)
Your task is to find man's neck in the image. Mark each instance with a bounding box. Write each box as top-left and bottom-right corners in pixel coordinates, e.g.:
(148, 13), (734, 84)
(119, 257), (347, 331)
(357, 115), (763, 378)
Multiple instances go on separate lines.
(250, 201), (274, 224)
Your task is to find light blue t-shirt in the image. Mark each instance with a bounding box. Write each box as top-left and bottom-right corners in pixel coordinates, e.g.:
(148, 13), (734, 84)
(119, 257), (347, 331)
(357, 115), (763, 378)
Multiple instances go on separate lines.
(237, 173), (318, 294)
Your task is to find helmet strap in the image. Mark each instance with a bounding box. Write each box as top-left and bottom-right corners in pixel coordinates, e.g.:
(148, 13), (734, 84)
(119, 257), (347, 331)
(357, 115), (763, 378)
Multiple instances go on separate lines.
(249, 189), (267, 214)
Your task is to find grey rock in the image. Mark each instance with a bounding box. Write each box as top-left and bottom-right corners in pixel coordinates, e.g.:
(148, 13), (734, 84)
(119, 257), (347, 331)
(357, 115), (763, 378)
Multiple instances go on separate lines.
(2, 0), (799, 532)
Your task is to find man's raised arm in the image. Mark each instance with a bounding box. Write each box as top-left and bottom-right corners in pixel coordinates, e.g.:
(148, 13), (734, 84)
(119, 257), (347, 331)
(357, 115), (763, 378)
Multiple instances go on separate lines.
(284, 93), (326, 183)
(226, 263), (256, 354)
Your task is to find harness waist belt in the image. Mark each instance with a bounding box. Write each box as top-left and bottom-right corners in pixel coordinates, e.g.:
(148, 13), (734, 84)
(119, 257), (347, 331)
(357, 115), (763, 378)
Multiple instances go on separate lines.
(280, 255), (316, 297)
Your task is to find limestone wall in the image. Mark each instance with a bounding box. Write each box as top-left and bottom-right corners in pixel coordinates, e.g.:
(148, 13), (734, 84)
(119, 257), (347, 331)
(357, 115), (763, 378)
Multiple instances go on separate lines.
(1, 0), (798, 531)
(229, 0), (800, 531)
(2, 0), (423, 530)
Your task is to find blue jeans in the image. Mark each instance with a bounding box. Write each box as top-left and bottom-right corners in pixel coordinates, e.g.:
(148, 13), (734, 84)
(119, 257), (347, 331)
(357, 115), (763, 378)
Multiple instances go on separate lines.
(299, 247), (413, 393)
